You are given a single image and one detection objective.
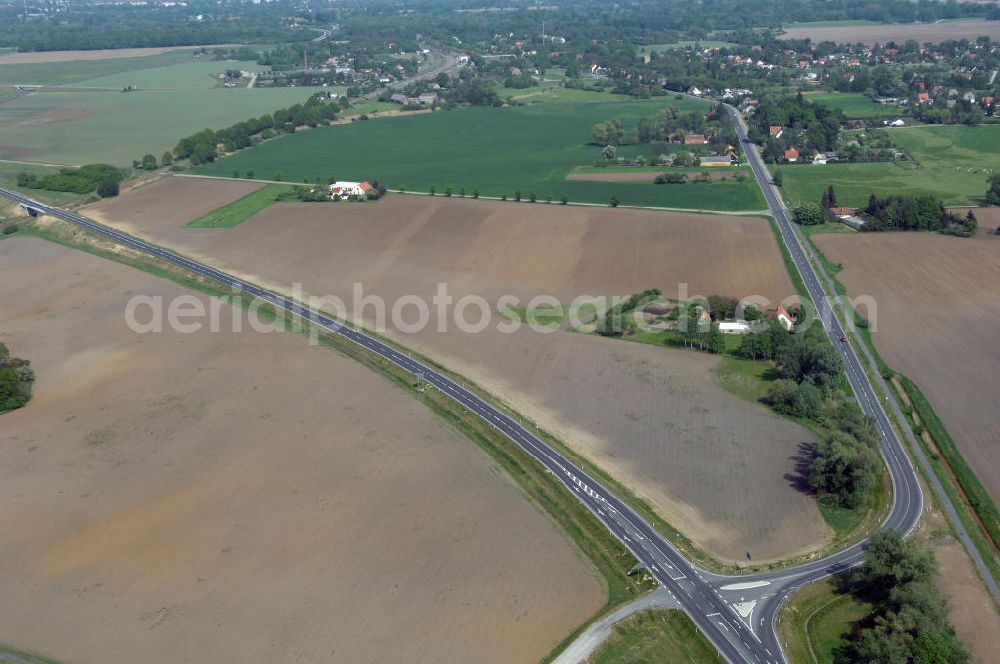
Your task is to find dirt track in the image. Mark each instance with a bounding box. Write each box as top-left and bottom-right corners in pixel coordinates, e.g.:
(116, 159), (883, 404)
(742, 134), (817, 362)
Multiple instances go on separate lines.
(0, 237), (604, 664)
(814, 229), (1000, 503)
(781, 21), (1000, 45)
(83, 178), (832, 562)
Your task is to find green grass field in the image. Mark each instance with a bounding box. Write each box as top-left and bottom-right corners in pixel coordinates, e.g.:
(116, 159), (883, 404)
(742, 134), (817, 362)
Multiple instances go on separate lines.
(778, 124), (1000, 207)
(0, 161), (89, 206)
(0, 87), (321, 166)
(0, 49), (197, 86)
(779, 579), (871, 664)
(194, 101), (766, 210)
(186, 183), (289, 227)
(589, 610), (724, 664)
(74, 60), (265, 90)
(805, 92), (902, 119)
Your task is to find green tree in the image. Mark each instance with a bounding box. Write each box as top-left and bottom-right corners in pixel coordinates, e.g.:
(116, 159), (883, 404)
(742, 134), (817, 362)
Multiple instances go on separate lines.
(810, 430), (880, 507)
(96, 179), (119, 198)
(609, 196), (620, 207)
(792, 202), (825, 226)
(602, 144), (617, 160)
(141, 154), (157, 170)
(561, 194), (569, 204)
(472, 188), (479, 199)
(855, 530), (937, 594)
(821, 185), (837, 209)
(736, 330), (771, 360)
(705, 323), (725, 354)
(161, 151), (173, 166)
(773, 170), (783, 186)
(766, 379), (798, 410)
(986, 173), (1000, 206)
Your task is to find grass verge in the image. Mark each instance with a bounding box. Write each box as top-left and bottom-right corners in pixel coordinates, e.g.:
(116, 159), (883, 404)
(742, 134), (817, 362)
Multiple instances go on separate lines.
(777, 578), (870, 664)
(797, 225), (1000, 586)
(588, 609), (725, 664)
(185, 183), (290, 228)
(896, 376), (1000, 551)
(0, 643), (65, 664)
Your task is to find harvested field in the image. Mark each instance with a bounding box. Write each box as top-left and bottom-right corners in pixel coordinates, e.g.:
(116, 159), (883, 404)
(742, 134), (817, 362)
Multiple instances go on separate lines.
(932, 539), (1000, 664)
(0, 237), (604, 664)
(814, 230), (1000, 503)
(781, 20), (1000, 45)
(102, 176), (265, 225)
(84, 178), (832, 562)
(0, 47), (189, 64)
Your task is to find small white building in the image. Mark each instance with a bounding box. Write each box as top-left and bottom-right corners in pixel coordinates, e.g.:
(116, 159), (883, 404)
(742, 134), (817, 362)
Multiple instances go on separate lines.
(718, 320), (751, 334)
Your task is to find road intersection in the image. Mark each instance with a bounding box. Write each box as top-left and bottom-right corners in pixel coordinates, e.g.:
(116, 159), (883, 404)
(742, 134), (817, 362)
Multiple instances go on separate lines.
(0, 104), (944, 663)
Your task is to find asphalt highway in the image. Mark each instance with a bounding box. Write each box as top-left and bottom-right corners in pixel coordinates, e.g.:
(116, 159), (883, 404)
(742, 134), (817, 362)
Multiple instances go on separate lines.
(0, 108), (930, 664)
(3, 187), (778, 662)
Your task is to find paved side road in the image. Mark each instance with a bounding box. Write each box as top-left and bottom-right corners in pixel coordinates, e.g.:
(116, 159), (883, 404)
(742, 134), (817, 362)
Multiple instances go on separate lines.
(551, 588), (680, 664)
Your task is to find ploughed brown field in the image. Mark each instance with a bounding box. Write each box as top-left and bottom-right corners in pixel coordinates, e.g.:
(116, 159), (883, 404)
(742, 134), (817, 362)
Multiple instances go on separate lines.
(932, 539), (1000, 664)
(0, 237), (604, 664)
(82, 176), (833, 563)
(781, 20), (1000, 45)
(814, 230), (1000, 503)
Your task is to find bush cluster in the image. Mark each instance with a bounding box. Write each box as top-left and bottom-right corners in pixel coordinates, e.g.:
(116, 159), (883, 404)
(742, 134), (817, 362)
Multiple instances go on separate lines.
(17, 164), (125, 197)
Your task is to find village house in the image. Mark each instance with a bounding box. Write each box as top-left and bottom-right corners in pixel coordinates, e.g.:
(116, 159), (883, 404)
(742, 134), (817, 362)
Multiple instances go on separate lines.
(417, 92), (438, 105)
(329, 181), (373, 198)
(684, 133), (707, 145)
(769, 306), (795, 332)
(784, 148), (799, 162)
(829, 206), (865, 230)
(769, 125), (783, 139)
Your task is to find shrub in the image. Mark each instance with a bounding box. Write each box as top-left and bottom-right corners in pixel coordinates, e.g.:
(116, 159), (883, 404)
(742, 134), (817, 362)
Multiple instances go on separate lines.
(2, 224), (18, 235)
(654, 173), (687, 184)
(96, 178), (119, 198)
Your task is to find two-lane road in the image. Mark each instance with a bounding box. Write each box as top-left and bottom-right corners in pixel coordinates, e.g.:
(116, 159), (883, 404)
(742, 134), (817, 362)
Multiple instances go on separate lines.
(2, 110), (935, 664)
(1, 188), (782, 664)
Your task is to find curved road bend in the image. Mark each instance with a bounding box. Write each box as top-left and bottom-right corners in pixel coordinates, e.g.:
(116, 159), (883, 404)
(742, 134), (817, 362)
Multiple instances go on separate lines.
(4, 187), (772, 662)
(1, 123), (930, 664)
